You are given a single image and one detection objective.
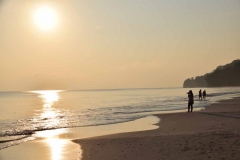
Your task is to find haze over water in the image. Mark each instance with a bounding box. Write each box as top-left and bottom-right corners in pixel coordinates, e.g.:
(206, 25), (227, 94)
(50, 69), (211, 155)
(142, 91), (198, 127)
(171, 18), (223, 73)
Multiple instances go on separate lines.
(0, 1), (240, 91)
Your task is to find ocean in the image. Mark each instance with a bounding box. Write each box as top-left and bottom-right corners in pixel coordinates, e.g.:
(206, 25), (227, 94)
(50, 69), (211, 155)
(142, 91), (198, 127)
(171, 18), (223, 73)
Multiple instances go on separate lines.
(0, 87), (240, 150)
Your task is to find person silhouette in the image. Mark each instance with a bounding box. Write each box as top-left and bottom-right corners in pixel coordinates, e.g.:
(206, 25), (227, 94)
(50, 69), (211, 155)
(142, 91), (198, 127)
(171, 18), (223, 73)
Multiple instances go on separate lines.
(187, 90), (194, 112)
(203, 90), (206, 99)
(199, 89), (202, 100)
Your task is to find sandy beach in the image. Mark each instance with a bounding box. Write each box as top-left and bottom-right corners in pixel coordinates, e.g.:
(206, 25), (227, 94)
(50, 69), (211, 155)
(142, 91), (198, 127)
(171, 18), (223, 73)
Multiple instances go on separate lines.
(74, 97), (240, 160)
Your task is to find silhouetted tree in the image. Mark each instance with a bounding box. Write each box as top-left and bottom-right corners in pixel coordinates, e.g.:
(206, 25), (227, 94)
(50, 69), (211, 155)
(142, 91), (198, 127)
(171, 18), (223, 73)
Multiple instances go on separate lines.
(183, 59), (240, 88)
(205, 59), (240, 87)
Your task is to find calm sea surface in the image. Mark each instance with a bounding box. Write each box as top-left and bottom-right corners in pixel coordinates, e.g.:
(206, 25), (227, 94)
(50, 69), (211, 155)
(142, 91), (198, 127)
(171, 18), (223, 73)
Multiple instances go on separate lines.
(0, 87), (240, 149)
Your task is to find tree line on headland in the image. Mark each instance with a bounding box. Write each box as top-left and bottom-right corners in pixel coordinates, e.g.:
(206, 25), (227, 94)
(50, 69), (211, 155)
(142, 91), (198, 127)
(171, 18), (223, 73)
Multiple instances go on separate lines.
(183, 59), (240, 88)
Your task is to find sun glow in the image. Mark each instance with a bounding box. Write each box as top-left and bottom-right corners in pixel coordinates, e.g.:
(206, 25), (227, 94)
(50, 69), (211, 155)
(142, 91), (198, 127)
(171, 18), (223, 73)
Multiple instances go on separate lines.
(33, 5), (58, 31)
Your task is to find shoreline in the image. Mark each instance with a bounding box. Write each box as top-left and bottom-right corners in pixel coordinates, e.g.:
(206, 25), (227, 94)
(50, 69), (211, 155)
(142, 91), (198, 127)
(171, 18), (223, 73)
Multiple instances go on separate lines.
(0, 96), (240, 159)
(74, 97), (240, 160)
(0, 113), (160, 160)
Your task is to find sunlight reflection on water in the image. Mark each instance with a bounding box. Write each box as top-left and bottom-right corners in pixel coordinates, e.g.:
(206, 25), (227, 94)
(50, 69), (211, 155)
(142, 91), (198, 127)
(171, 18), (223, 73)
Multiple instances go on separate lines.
(34, 129), (71, 160)
(31, 91), (80, 160)
(31, 90), (62, 125)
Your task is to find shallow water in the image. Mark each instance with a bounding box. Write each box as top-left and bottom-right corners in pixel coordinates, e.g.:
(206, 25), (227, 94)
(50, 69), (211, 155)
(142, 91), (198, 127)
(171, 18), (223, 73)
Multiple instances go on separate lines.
(0, 115), (160, 160)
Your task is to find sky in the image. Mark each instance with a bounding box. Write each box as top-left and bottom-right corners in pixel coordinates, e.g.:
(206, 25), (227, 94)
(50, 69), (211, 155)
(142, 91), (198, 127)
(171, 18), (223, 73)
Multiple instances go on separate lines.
(0, 0), (240, 91)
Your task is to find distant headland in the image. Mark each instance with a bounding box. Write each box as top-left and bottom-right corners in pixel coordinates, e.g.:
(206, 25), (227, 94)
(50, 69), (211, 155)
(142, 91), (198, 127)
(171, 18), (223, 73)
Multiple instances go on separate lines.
(183, 59), (240, 88)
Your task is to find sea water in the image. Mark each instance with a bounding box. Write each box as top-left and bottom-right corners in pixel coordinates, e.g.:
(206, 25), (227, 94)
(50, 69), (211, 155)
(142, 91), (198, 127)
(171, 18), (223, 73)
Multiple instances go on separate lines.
(0, 87), (240, 150)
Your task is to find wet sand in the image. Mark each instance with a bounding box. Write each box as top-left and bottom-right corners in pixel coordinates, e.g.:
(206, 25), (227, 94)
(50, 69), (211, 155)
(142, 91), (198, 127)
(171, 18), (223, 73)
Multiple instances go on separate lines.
(74, 97), (240, 160)
(0, 115), (160, 160)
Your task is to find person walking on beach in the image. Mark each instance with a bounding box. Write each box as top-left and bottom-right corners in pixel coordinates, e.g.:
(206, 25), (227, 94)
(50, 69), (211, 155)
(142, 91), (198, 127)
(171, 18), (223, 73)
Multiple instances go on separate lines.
(203, 90), (206, 99)
(199, 89), (202, 100)
(187, 90), (194, 112)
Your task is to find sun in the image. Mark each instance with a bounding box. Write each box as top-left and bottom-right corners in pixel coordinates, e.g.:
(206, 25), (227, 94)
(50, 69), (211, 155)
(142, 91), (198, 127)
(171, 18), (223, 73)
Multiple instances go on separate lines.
(33, 6), (58, 31)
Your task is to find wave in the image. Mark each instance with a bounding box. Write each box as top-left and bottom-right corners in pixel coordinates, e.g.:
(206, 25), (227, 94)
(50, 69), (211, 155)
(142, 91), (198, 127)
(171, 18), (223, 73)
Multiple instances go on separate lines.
(207, 91), (240, 97)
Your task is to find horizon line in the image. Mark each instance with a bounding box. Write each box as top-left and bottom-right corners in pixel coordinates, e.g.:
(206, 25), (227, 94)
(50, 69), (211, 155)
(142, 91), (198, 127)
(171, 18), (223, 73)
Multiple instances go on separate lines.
(0, 87), (183, 93)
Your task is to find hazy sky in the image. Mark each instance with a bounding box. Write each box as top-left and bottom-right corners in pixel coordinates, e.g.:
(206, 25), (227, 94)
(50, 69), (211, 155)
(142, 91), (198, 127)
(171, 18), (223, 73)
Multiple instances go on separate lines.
(0, 0), (240, 91)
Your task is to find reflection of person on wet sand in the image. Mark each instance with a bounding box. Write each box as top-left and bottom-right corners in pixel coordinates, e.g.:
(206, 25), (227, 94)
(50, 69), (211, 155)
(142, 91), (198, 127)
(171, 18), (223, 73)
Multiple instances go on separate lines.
(199, 89), (202, 100)
(187, 90), (194, 112)
(203, 90), (206, 99)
